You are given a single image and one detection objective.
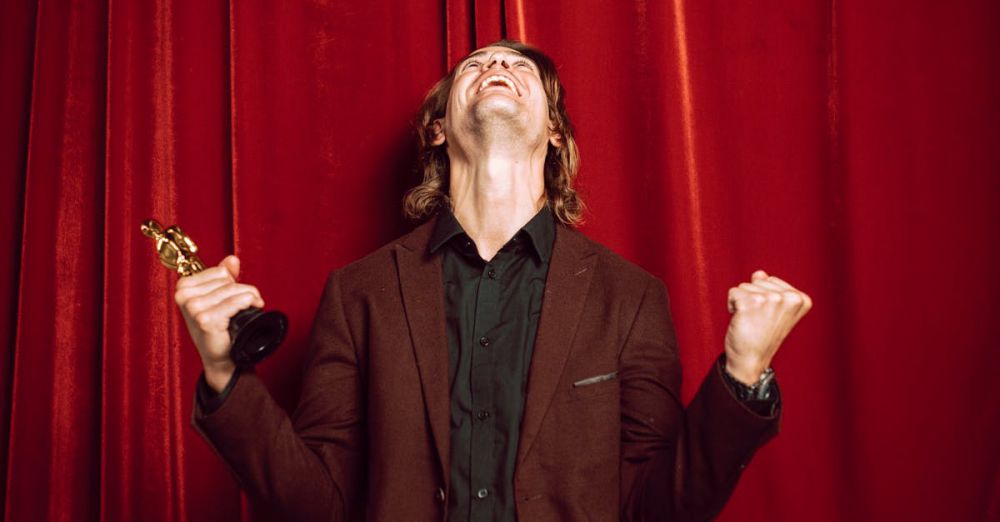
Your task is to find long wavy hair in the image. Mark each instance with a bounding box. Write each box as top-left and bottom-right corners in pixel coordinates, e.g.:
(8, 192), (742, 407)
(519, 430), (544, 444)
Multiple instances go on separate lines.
(403, 40), (584, 226)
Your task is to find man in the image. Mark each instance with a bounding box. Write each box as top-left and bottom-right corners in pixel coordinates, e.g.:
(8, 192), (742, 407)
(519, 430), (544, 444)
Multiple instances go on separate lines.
(177, 40), (812, 521)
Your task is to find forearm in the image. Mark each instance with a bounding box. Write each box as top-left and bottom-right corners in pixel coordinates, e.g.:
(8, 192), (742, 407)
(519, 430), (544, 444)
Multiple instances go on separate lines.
(191, 372), (357, 521)
(628, 362), (780, 521)
(680, 362), (779, 518)
(617, 278), (781, 520)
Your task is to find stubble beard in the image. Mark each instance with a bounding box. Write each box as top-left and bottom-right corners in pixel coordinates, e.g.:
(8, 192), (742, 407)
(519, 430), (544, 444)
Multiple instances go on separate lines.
(466, 99), (537, 150)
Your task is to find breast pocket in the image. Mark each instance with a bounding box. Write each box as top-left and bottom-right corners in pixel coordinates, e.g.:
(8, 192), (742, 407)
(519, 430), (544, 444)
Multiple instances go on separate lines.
(567, 371), (619, 402)
(538, 373), (621, 474)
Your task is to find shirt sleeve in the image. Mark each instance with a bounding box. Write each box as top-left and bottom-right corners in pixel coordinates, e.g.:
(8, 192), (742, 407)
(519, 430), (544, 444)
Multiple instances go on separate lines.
(195, 369), (241, 415)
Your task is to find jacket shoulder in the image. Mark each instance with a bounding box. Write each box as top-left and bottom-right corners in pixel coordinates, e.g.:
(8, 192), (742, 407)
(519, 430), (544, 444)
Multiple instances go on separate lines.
(561, 226), (664, 293)
(326, 219), (435, 289)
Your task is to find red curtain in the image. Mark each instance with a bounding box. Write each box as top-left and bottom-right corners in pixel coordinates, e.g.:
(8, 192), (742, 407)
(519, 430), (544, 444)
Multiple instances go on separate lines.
(2, 0), (998, 520)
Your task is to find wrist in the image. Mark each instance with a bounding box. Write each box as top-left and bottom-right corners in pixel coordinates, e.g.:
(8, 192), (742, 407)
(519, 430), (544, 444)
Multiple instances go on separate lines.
(721, 359), (777, 402)
(202, 360), (236, 393)
(724, 356), (768, 386)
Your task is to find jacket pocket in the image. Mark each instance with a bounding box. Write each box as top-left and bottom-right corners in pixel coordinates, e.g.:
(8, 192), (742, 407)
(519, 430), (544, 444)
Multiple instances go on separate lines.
(566, 371), (619, 402)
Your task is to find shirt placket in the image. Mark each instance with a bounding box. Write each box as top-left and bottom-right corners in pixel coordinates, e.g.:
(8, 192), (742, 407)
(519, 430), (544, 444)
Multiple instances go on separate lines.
(469, 254), (501, 519)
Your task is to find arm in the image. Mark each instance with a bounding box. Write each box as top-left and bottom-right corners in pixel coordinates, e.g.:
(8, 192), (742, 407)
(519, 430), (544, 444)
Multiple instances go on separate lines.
(619, 278), (782, 521)
(189, 269), (365, 521)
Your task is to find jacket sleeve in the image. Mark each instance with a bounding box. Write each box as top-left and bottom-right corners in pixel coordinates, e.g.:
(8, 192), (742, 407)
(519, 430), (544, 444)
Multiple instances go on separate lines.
(191, 271), (365, 521)
(619, 278), (780, 521)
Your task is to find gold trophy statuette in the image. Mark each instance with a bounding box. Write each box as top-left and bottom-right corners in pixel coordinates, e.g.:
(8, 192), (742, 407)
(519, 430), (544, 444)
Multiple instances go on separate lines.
(141, 219), (287, 367)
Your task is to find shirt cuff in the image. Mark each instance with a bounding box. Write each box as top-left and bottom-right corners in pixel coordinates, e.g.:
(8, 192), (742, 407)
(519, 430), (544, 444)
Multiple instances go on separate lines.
(196, 369), (240, 415)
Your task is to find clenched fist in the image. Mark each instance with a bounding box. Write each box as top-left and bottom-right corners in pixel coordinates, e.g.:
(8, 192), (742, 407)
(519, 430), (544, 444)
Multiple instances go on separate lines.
(174, 255), (265, 392)
(724, 270), (812, 385)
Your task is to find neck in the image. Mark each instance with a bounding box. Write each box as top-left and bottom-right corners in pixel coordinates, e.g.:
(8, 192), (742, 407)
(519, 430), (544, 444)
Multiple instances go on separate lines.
(449, 147), (546, 261)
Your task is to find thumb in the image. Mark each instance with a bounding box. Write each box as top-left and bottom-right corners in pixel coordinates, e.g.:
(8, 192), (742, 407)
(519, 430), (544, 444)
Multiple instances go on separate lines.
(751, 269), (768, 282)
(220, 255), (241, 280)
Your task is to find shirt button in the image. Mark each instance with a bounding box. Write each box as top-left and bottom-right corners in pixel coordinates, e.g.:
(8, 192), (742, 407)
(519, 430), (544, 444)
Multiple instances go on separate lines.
(476, 410), (490, 420)
(487, 268), (497, 279)
(476, 488), (489, 499)
(479, 336), (490, 347)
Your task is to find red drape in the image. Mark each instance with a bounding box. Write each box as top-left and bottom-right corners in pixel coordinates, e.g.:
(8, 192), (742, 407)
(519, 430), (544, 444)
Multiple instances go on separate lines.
(2, 1), (998, 520)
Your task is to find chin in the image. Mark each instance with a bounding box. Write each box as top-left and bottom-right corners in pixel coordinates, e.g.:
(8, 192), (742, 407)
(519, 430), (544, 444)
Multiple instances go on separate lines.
(472, 96), (522, 120)
(470, 100), (527, 132)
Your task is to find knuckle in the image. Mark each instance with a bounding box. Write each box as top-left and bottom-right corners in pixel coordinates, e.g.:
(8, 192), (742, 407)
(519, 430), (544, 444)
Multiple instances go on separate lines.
(766, 292), (782, 302)
(782, 291), (802, 304)
(193, 311), (212, 328)
(190, 297), (211, 314)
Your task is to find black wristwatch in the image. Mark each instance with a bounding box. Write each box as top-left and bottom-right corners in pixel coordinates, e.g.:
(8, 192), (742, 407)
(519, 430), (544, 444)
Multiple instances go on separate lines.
(723, 366), (776, 402)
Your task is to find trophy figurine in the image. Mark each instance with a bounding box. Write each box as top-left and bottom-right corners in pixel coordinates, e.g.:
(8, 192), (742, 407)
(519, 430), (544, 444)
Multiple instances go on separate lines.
(141, 219), (288, 367)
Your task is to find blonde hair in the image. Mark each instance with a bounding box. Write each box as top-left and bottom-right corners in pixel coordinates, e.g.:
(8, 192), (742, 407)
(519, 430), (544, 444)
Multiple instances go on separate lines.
(403, 40), (584, 226)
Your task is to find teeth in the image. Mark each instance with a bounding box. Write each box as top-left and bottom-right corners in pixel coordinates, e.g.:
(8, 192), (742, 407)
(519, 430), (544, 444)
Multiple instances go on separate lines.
(478, 75), (517, 94)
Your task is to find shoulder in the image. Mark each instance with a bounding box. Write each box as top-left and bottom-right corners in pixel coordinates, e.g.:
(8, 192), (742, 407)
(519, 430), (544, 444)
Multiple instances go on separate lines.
(558, 225), (664, 294)
(324, 218), (436, 290)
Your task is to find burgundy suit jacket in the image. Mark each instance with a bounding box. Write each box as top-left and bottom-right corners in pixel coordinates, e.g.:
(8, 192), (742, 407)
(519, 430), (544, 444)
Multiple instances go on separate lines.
(193, 216), (780, 521)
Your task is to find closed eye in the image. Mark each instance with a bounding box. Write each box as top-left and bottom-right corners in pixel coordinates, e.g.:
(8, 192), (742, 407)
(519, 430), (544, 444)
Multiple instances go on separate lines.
(463, 60), (482, 70)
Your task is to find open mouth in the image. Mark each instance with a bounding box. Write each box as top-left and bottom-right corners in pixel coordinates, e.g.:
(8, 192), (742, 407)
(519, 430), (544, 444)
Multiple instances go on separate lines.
(477, 75), (519, 95)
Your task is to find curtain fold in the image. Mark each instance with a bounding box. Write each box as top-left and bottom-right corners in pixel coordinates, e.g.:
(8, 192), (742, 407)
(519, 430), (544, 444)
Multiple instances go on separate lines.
(1, 0), (997, 520)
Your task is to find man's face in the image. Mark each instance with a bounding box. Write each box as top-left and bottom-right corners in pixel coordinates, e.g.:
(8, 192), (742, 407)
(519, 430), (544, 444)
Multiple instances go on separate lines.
(438, 46), (553, 153)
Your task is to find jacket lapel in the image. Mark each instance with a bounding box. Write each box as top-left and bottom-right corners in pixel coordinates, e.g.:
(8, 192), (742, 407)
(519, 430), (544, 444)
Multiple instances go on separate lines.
(516, 225), (598, 466)
(395, 217), (451, 483)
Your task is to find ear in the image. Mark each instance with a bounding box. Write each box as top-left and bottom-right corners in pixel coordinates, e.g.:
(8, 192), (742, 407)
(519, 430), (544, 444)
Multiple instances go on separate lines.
(430, 119), (446, 146)
(548, 131), (563, 149)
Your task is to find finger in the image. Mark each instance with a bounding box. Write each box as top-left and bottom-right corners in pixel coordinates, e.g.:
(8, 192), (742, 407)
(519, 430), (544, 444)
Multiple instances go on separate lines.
(751, 280), (786, 293)
(798, 291), (814, 315)
(738, 282), (768, 293)
(779, 290), (806, 312)
(728, 287), (766, 312)
(185, 284), (263, 315)
(176, 265), (234, 289)
(184, 275), (236, 293)
(764, 275), (795, 291)
(751, 269), (769, 282)
(727, 287), (742, 313)
(220, 255), (241, 281)
(174, 276), (235, 305)
(192, 292), (259, 332)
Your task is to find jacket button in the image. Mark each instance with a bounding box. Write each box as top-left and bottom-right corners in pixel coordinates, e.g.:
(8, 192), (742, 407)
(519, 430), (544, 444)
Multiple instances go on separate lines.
(437, 487), (446, 502)
(479, 336), (490, 347)
(476, 488), (489, 499)
(487, 268), (497, 279)
(477, 410), (491, 420)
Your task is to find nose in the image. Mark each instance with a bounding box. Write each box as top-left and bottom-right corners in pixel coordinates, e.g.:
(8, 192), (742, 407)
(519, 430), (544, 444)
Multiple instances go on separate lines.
(486, 56), (511, 69)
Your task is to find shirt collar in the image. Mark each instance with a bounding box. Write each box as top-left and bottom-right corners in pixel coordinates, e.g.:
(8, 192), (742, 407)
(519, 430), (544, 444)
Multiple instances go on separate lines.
(429, 205), (555, 263)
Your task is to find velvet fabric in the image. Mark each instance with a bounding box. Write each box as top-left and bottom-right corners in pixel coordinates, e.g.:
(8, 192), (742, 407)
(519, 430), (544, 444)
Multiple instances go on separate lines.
(1, 0), (998, 521)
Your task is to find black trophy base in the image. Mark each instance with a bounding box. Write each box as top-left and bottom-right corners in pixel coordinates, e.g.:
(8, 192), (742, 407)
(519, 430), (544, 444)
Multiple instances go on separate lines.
(228, 307), (288, 368)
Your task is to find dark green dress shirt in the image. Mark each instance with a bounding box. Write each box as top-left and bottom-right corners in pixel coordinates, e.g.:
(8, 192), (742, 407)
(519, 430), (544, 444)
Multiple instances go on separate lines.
(428, 206), (555, 522)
